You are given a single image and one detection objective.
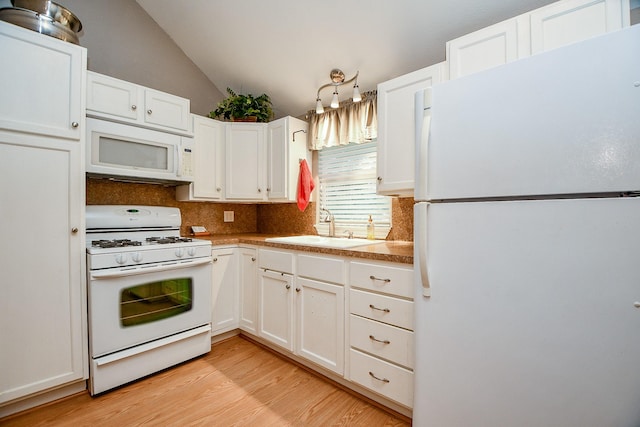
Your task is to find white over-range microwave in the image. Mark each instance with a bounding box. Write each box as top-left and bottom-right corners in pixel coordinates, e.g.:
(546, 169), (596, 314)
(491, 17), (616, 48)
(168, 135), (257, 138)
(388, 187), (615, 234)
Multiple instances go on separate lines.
(86, 117), (194, 184)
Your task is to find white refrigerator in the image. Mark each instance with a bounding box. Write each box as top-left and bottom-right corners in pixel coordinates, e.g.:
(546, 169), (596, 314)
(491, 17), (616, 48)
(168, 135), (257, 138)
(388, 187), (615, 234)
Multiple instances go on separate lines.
(413, 25), (640, 427)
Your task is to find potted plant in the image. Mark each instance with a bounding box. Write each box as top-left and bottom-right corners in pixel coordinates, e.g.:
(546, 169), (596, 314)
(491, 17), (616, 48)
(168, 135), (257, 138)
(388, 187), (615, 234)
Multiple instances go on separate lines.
(209, 87), (274, 122)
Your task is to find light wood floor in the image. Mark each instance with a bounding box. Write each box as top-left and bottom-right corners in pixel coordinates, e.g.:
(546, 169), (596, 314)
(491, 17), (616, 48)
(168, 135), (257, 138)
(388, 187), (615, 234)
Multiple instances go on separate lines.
(2, 335), (410, 426)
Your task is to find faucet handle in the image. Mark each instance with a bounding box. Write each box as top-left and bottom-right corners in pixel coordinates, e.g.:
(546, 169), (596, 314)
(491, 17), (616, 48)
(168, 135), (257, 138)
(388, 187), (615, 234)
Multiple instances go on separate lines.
(344, 230), (354, 239)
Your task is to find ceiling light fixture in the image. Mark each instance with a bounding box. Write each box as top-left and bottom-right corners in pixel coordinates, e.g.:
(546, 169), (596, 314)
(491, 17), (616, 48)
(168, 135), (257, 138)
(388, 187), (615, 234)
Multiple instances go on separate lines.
(315, 69), (361, 114)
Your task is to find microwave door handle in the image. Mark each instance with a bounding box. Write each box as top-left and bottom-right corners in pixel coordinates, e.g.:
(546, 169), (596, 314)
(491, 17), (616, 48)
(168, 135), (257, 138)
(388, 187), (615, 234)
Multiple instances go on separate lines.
(90, 257), (212, 279)
(175, 144), (181, 177)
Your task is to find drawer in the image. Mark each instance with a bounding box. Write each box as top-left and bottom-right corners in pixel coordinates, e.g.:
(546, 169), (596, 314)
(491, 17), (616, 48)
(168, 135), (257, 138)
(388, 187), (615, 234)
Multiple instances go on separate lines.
(350, 289), (414, 330)
(298, 254), (345, 284)
(259, 249), (294, 274)
(350, 261), (413, 299)
(350, 314), (414, 369)
(349, 348), (413, 408)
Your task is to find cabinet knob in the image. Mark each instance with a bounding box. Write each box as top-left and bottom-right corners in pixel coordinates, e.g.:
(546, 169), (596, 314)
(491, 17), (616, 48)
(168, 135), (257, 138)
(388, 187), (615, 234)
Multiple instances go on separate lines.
(251, 257), (256, 261)
(258, 188), (262, 193)
(634, 302), (640, 308)
(295, 287), (301, 292)
(147, 109), (153, 115)
(71, 227), (78, 234)
(216, 187), (221, 192)
(131, 105), (137, 111)
(267, 187), (271, 192)
(285, 284), (291, 290)
(213, 257), (218, 262)
(377, 176), (382, 182)
(71, 122), (79, 128)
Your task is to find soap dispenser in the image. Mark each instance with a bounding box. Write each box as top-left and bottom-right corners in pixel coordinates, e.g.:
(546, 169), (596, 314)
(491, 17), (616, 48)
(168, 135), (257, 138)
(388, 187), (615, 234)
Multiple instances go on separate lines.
(366, 215), (375, 240)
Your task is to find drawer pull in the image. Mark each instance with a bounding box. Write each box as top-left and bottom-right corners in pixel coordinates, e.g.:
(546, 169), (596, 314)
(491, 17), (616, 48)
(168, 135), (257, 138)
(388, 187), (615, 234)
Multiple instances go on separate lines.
(369, 335), (390, 344)
(369, 371), (390, 383)
(369, 275), (391, 283)
(369, 304), (390, 313)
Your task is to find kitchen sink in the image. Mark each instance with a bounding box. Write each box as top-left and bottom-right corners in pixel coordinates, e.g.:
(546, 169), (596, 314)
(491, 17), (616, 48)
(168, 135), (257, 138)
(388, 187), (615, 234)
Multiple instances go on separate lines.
(264, 235), (385, 249)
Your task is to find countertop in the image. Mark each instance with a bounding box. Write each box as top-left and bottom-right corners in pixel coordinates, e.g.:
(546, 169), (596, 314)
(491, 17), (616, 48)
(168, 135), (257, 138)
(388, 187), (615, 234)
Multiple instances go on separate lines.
(199, 233), (413, 265)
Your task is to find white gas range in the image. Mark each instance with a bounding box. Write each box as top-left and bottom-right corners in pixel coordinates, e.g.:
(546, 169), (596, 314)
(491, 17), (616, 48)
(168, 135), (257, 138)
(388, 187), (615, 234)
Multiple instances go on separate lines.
(85, 205), (212, 395)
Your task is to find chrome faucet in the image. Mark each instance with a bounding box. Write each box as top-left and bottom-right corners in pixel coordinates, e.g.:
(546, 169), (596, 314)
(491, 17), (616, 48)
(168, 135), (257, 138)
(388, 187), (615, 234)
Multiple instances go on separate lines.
(321, 208), (335, 237)
(344, 230), (354, 239)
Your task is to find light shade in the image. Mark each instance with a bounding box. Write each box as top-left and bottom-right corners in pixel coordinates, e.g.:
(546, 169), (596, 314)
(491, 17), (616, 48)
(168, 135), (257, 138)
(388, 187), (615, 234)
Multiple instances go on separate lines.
(330, 90), (339, 108)
(352, 84), (361, 102)
(315, 98), (324, 114)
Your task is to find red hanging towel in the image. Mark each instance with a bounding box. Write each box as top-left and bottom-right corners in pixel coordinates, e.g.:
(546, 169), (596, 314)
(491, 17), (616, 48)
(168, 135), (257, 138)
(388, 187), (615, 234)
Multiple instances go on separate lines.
(297, 159), (315, 211)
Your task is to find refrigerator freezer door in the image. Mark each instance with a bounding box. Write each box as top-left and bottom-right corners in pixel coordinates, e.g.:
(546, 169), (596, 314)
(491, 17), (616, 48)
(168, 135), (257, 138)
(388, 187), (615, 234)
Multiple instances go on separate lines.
(413, 197), (640, 426)
(427, 25), (640, 201)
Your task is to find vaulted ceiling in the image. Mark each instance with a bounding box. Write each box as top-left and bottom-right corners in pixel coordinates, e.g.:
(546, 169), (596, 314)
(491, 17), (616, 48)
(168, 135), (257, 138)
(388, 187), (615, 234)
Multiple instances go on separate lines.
(137, 0), (556, 119)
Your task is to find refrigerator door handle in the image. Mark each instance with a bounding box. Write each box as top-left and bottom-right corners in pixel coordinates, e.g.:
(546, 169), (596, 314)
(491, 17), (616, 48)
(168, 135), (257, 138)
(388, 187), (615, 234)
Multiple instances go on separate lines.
(414, 88), (431, 201)
(415, 202), (431, 297)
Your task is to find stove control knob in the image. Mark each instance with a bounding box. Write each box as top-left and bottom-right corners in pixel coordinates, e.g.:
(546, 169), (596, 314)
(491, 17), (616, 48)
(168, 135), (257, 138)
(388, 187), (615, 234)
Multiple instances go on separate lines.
(115, 253), (128, 265)
(175, 248), (185, 258)
(132, 252), (143, 263)
(187, 247), (197, 257)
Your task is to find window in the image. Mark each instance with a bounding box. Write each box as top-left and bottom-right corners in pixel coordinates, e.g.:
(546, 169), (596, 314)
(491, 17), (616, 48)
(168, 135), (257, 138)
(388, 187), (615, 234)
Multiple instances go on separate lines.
(316, 141), (391, 239)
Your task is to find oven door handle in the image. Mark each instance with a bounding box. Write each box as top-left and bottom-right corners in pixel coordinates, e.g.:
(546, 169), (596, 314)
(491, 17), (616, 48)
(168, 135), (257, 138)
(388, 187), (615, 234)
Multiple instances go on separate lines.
(90, 257), (213, 279)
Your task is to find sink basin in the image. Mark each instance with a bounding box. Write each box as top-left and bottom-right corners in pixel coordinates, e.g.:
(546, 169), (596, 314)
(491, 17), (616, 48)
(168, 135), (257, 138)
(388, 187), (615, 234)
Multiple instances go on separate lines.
(265, 235), (384, 249)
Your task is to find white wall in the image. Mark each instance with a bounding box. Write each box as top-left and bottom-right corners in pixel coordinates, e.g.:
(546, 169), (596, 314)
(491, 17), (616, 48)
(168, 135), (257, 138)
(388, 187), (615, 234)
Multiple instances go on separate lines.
(0, 0), (223, 116)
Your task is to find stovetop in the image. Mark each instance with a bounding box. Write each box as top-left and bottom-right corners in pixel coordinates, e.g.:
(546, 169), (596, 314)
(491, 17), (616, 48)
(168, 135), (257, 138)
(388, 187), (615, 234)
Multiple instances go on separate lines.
(90, 236), (196, 249)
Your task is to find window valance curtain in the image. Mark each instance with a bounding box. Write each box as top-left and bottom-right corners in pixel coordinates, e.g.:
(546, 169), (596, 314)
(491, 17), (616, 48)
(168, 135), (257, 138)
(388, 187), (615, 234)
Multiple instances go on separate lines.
(308, 91), (377, 151)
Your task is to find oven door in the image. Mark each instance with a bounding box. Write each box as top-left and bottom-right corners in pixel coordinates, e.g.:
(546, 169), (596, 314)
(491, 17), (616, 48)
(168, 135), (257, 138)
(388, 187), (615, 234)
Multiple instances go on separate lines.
(88, 257), (212, 358)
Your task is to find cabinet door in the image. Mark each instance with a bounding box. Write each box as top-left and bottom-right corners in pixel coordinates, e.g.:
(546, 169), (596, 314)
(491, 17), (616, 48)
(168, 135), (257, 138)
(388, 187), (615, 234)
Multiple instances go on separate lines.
(193, 116), (224, 200)
(211, 248), (238, 333)
(144, 88), (191, 132)
(225, 123), (266, 200)
(258, 269), (293, 351)
(376, 63), (443, 196)
(266, 118), (287, 200)
(0, 131), (86, 404)
(529, 0), (629, 54)
(86, 71), (140, 122)
(238, 247), (258, 335)
(296, 277), (344, 375)
(0, 22), (85, 140)
(447, 18), (526, 80)
(266, 117), (310, 201)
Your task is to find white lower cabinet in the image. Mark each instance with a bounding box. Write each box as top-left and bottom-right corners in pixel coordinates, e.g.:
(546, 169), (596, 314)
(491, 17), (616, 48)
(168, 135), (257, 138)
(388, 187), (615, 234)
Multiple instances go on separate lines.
(251, 248), (413, 413)
(348, 260), (414, 409)
(211, 247), (239, 334)
(259, 268), (294, 350)
(258, 250), (346, 376)
(238, 247), (258, 335)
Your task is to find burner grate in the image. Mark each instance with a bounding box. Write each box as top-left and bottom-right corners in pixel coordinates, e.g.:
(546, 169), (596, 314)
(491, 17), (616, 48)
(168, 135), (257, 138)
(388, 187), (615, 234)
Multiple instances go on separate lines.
(146, 236), (193, 244)
(92, 239), (143, 248)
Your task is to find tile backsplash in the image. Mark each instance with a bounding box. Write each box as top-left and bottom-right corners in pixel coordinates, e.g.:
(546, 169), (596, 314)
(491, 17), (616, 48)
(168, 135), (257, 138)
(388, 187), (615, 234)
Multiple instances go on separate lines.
(87, 178), (413, 240)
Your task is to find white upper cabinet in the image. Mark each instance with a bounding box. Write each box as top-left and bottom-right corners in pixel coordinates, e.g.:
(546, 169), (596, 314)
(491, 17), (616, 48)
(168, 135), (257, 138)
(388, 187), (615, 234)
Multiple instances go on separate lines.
(447, 0), (630, 80)
(447, 18), (528, 80)
(266, 117), (310, 202)
(529, 0), (630, 54)
(376, 63), (444, 196)
(225, 122), (266, 200)
(176, 115), (224, 201)
(0, 22), (85, 140)
(86, 71), (191, 135)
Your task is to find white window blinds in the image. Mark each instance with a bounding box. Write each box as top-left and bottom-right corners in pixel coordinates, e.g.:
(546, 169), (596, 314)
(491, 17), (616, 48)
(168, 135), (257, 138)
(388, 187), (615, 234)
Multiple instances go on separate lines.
(317, 141), (391, 238)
